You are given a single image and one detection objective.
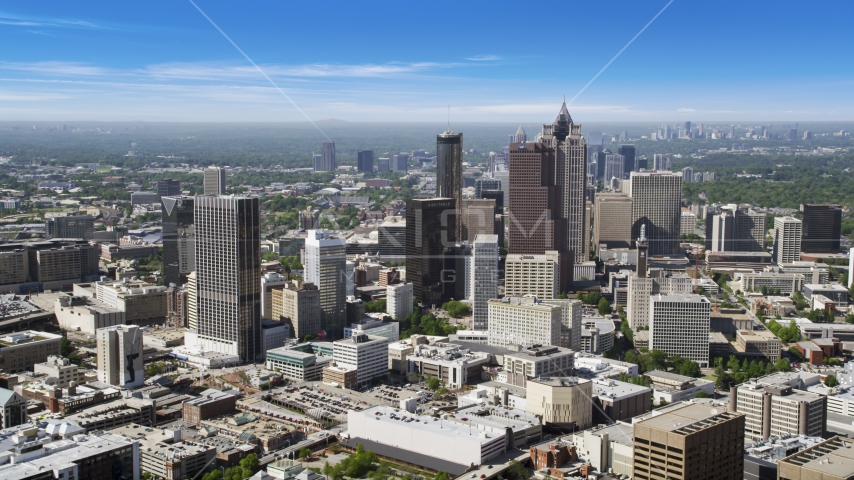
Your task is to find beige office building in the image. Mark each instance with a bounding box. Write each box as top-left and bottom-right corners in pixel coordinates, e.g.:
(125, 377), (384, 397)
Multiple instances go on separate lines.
(271, 280), (320, 340)
(778, 436), (854, 480)
(203, 166), (226, 195)
(504, 251), (561, 300)
(594, 193), (632, 249)
(526, 376), (592, 429)
(773, 216), (803, 265)
(0, 330), (62, 373)
(731, 376), (826, 441)
(487, 296), (561, 348)
(632, 402), (745, 480)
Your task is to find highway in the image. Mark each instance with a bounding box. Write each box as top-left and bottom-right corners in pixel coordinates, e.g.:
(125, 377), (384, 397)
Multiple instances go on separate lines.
(259, 425), (347, 466)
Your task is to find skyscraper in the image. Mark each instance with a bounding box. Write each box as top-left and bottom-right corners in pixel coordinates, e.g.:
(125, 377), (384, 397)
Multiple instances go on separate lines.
(508, 142), (567, 255)
(161, 196), (195, 287)
(649, 294), (710, 367)
(357, 150), (374, 173)
(618, 145), (635, 176)
(513, 124), (527, 143)
(628, 171), (682, 255)
(392, 154), (408, 173)
(460, 198), (497, 243)
(546, 101), (588, 264)
(97, 324), (144, 389)
(436, 131), (463, 239)
(321, 140), (336, 171)
(312, 154), (323, 172)
(194, 195), (261, 362)
(603, 154), (624, 182)
(471, 234), (498, 331)
(156, 178), (181, 197)
(704, 204), (765, 252)
(773, 216), (802, 265)
(405, 198), (456, 307)
(681, 166), (694, 182)
(800, 204), (843, 253)
(203, 166), (226, 195)
(304, 229), (346, 340)
(593, 193), (633, 249)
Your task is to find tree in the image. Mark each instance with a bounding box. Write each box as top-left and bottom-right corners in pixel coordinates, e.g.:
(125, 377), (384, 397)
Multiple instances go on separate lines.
(715, 371), (733, 391)
(201, 471), (223, 480)
(597, 297), (611, 316)
(789, 346), (803, 359)
(299, 448), (313, 459)
(434, 472), (451, 480)
(442, 300), (471, 318)
(694, 391), (710, 398)
(365, 299), (386, 313)
(60, 336), (74, 357)
(239, 454), (260, 475)
(676, 359), (702, 378)
(505, 461), (529, 480)
(826, 375), (840, 387)
(774, 358), (792, 372)
(426, 377), (441, 391)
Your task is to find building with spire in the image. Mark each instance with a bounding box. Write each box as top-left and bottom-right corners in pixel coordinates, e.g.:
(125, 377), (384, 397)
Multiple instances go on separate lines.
(513, 124), (527, 143)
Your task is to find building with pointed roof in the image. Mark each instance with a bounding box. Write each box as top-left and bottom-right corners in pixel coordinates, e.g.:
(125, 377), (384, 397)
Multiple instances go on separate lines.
(514, 124), (527, 143)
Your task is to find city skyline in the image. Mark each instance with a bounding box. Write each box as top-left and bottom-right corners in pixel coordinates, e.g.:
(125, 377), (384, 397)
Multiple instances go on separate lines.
(0, 2), (853, 122)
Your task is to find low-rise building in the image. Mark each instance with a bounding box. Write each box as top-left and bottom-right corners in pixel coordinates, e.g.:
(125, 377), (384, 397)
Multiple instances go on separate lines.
(96, 280), (168, 326)
(406, 342), (489, 389)
(646, 370), (715, 404)
(571, 422), (635, 478)
(503, 346), (575, 388)
(110, 423), (216, 480)
(734, 329), (782, 361)
(182, 388), (239, 425)
(201, 413), (296, 454)
(591, 378), (651, 424)
(33, 355), (81, 388)
(65, 397), (156, 432)
(0, 330), (62, 374)
(526, 376), (592, 430)
(580, 317), (615, 354)
(803, 283), (849, 308)
(735, 271), (805, 295)
(343, 319), (399, 342)
(322, 363), (358, 389)
(573, 353), (639, 379)
(55, 294), (126, 334)
(0, 387), (27, 428)
(265, 344), (333, 381)
(777, 436), (854, 480)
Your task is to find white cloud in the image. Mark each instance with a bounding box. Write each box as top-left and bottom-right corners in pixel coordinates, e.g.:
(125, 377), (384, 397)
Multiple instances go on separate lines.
(676, 107), (696, 112)
(466, 55), (501, 61)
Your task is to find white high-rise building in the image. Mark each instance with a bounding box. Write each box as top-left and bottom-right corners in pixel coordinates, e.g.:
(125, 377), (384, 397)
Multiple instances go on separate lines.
(773, 217), (803, 265)
(304, 229), (347, 339)
(332, 333), (388, 388)
(542, 298), (583, 351)
(187, 271), (197, 330)
(487, 296), (562, 348)
(603, 154), (624, 182)
(649, 294), (710, 367)
(504, 251), (561, 300)
(203, 166), (226, 195)
(471, 234), (498, 331)
(97, 324), (144, 388)
(386, 282), (413, 320)
(194, 196), (261, 362)
(628, 171), (682, 255)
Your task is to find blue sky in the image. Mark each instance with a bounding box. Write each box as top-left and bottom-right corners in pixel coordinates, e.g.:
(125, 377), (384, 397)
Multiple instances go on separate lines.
(1, 1), (852, 122)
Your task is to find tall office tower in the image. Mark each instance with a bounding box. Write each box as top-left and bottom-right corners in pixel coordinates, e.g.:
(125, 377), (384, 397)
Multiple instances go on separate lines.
(437, 131), (463, 240)
(194, 196), (261, 362)
(593, 193), (633, 249)
(480, 190), (505, 247)
(541, 298), (582, 351)
(376, 158), (390, 173)
(471, 234), (498, 331)
(681, 166), (694, 182)
(513, 124), (527, 143)
(803, 131), (812, 140)
(96, 324), (144, 388)
(357, 150), (374, 173)
(405, 198), (457, 307)
(618, 145), (635, 176)
(628, 171), (682, 255)
(45, 215), (94, 241)
(632, 403), (745, 480)
(698, 123), (704, 136)
(649, 294), (711, 367)
(773, 216), (803, 265)
(544, 101), (588, 264)
(587, 156), (598, 181)
(704, 204), (765, 252)
(474, 178), (501, 199)
(603, 154), (624, 182)
(487, 296), (562, 348)
(203, 166), (227, 195)
(492, 164), (510, 206)
(651, 154), (662, 170)
(684, 121), (692, 135)
(800, 204), (843, 253)
(392, 154), (408, 173)
(156, 178), (181, 197)
(321, 140), (336, 171)
(460, 198), (497, 243)
(304, 229), (346, 340)
(312, 154), (323, 172)
(161, 196), (195, 287)
(730, 124), (735, 139)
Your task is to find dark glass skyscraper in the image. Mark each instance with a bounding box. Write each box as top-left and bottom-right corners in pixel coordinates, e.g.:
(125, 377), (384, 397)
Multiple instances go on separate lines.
(405, 198), (456, 307)
(357, 150), (374, 173)
(194, 195), (261, 362)
(161, 196), (195, 286)
(801, 204), (842, 253)
(437, 132), (463, 239)
(618, 145), (636, 176)
(321, 140), (336, 171)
